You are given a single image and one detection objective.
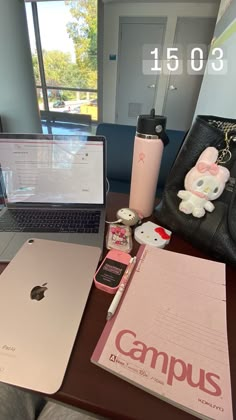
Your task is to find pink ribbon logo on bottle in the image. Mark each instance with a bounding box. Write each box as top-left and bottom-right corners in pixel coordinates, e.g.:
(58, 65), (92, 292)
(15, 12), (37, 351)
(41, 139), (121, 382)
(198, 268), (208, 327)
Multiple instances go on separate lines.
(138, 152), (145, 163)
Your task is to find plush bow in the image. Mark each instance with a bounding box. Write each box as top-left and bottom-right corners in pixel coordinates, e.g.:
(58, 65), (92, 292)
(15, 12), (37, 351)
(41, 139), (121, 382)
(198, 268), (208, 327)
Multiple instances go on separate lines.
(196, 161), (219, 175)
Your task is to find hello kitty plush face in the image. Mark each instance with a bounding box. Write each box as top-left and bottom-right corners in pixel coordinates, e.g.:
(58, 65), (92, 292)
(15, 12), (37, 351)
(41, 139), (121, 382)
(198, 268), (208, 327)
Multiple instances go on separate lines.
(134, 221), (172, 248)
(177, 147), (230, 218)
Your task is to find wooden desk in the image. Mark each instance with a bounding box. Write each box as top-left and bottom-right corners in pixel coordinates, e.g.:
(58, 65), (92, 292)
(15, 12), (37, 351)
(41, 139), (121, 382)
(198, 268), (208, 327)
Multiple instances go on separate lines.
(0, 192), (235, 420)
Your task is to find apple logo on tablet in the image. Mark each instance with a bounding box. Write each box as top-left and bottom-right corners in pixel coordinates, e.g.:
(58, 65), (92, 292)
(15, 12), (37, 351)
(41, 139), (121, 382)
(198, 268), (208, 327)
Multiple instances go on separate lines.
(30, 283), (48, 301)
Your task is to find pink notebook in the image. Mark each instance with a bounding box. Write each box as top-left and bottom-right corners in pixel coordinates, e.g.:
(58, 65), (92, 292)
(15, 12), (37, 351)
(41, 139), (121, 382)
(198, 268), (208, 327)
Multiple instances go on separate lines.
(91, 245), (233, 420)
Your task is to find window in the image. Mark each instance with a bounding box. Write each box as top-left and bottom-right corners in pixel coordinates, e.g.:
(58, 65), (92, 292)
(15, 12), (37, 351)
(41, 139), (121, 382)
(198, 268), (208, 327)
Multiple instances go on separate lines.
(25, 0), (98, 120)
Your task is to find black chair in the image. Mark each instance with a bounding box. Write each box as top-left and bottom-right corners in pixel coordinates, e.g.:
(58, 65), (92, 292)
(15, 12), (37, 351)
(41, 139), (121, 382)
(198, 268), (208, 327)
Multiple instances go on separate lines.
(96, 122), (186, 196)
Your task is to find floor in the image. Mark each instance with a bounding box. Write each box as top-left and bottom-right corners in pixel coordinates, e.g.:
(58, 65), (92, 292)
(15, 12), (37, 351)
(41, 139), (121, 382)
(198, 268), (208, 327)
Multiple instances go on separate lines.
(42, 121), (97, 136)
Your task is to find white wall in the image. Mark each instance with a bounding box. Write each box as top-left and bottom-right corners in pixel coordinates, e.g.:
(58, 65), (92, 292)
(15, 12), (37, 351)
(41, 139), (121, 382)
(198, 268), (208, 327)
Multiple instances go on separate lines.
(0, 0), (42, 133)
(102, 2), (219, 122)
(194, 0), (236, 118)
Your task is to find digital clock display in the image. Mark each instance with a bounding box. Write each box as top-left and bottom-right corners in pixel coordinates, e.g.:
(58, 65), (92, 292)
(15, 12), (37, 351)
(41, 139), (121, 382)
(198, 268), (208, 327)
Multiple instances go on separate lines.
(142, 44), (227, 75)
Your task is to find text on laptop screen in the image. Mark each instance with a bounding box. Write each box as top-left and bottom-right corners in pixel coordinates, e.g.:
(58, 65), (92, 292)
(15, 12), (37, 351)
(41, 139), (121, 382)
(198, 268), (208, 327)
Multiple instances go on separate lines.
(0, 137), (104, 204)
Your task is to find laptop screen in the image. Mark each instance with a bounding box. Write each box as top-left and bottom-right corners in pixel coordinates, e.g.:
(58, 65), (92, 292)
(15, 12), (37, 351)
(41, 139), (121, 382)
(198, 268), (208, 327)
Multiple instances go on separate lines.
(0, 135), (105, 205)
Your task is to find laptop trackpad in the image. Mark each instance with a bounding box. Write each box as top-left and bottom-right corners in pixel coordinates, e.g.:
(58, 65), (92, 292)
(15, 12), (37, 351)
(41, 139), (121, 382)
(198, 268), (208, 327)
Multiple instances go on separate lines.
(0, 233), (37, 262)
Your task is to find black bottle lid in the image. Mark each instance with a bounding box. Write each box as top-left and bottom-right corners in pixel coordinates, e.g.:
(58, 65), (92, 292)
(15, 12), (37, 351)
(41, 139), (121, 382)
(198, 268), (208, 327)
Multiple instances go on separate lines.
(136, 109), (169, 146)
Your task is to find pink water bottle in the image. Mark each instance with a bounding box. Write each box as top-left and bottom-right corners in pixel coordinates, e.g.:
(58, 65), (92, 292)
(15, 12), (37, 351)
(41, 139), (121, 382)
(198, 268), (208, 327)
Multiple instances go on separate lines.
(129, 109), (169, 218)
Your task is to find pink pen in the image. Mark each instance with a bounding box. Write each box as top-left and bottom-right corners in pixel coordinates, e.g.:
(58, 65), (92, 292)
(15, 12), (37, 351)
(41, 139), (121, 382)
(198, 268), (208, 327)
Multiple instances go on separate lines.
(106, 256), (137, 320)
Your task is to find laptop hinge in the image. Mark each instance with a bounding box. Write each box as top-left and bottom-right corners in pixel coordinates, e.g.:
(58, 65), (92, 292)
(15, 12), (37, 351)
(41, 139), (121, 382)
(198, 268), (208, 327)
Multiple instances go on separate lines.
(5, 203), (105, 210)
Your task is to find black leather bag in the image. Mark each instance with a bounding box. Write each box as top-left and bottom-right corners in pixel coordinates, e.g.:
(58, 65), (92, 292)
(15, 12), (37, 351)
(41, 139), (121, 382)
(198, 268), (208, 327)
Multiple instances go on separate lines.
(155, 115), (236, 265)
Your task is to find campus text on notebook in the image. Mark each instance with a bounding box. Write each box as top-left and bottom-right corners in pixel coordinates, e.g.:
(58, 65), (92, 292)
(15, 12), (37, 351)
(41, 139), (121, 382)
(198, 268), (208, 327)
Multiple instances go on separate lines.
(91, 245), (233, 420)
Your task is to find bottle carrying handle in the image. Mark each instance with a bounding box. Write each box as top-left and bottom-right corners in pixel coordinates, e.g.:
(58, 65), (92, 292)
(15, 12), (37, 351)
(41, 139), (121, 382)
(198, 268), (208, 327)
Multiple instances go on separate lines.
(159, 130), (169, 146)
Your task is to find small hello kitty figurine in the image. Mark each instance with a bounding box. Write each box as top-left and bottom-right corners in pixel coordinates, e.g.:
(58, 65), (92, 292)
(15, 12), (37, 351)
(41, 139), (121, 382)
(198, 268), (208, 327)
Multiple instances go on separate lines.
(177, 147), (230, 218)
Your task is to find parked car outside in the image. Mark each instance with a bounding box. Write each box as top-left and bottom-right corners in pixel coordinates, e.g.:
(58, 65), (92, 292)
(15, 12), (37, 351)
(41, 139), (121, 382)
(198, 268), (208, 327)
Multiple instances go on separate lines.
(89, 99), (97, 106)
(53, 100), (65, 108)
(70, 105), (81, 114)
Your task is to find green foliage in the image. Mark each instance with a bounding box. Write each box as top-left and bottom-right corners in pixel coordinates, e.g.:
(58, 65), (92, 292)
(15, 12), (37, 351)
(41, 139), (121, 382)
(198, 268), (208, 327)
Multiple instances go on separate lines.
(32, 49), (81, 99)
(31, 1), (97, 95)
(32, 55), (40, 84)
(43, 50), (81, 88)
(65, 0), (97, 89)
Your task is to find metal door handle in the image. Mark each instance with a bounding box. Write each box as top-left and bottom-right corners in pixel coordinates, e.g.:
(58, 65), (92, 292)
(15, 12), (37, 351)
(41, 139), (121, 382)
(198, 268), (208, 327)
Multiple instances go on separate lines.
(147, 84), (156, 89)
(169, 85), (177, 91)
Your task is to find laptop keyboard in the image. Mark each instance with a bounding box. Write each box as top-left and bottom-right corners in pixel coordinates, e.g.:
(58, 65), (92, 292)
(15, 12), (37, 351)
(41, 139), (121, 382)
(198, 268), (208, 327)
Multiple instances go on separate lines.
(0, 209), (101, 233)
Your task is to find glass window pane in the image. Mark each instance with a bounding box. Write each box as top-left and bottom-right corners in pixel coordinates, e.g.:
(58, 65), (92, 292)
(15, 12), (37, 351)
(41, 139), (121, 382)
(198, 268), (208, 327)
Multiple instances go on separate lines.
(25, 1), (98, 120)
(37, 88), (45, 111)
(80, 94), (98, 121)
(37, 1), (97, 91)
(47, 89), (97, 121)
(25, 3), (42, 111)
(25, 2), (41, 85)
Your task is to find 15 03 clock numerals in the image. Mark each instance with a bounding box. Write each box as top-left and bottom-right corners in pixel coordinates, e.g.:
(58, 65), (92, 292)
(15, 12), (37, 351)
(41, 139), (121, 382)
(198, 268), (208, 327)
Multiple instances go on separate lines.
(142, 45), (227, 75)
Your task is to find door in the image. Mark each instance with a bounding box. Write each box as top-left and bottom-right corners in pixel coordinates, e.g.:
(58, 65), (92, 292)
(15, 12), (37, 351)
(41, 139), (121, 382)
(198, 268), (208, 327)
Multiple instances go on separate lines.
(116, 17), (166, 125)
(163, 17), (216, 131)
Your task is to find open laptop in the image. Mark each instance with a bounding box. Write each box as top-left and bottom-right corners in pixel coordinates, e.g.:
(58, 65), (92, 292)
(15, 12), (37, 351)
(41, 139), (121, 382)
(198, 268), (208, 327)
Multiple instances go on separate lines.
(0, 133), (106, 262)
(0, 238), (101, 394)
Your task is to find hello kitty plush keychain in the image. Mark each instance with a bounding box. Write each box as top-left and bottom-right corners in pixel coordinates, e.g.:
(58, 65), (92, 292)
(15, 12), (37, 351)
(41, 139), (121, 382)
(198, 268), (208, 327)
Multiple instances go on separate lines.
(177, 147), (230, 218)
